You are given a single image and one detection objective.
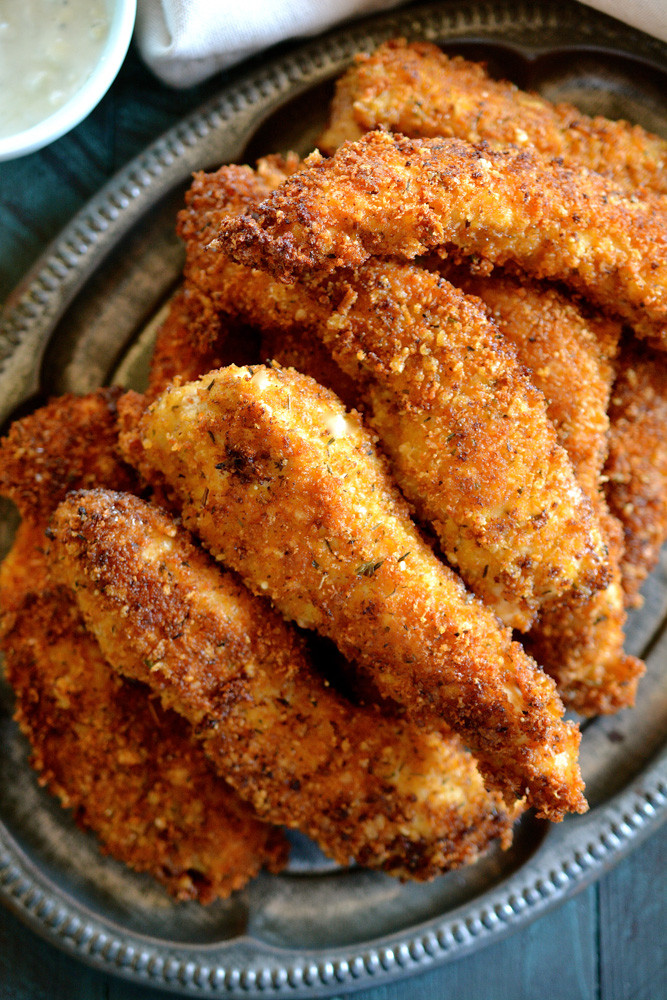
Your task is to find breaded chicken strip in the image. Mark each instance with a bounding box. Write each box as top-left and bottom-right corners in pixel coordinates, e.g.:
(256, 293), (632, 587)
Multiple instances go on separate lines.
(318, 40), (667, 196)
(147, 286), (228, 400)
(143, 153), (303, 401)
(525, 512), (643, 715)
(147, 285), (261, 400)
(121, 365), (586, 821)
(177, 160), (358, 408)
(605, 338), (667, 605)
(215, 132), (667, 347)
(50, 489), (520, 878)
(261, 327), (359, 410)
(179, 166), (609, 630)
(2, 578), (286, 902)
(203, 262), (610, 630)
(443, 269), (643, 713)
(264, 272), (643, 713)
(0, 394), (287, 900)
(0, 388), (136, 526)
(0, 388), (137, 626)
(447, 271), (644, 710)
(178, 154), (300, 291)
(441, 268), (619, 501)
(316, 263), (608, 630)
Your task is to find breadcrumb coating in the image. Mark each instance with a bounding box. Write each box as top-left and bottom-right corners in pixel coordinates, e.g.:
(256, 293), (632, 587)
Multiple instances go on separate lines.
(178, 154), (301, 288)
(180, 165), (610, 631)
(314, 262), (609, 630)
(318, 40), (667, 196)
(215, 132), (667, 347)
(439, 268), (644, 712)
(0, 394), (287, 901)
(525, 508), (644, 715)
(605, 338), (667, 605)
(0, 387), (136, 523)
(141, 153), (304, 403)
(2, 35), (661, 907)
(125, 364), (586, 821)
(261, 326), (359, 411)
(147, 285), (261, 400)
(2, 578), (287, 902)
(49, 489), (520, 878)
(440, 268), (619, 502)
(262, 267), (644, 713)
(147, 287), (227, 400)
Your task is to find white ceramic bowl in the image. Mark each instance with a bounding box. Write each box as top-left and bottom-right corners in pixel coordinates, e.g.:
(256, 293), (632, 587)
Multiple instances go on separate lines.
(0, 0), (137, 162)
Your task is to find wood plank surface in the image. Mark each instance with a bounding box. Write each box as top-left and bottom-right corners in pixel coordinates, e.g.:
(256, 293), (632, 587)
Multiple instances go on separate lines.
(598, 828), (666, 1000)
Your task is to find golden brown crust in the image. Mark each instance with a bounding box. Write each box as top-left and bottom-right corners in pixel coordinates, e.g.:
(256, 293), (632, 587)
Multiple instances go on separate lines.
(215, 133), (667, 347)
(525, 508), (644, 715)
(147, 287), (226, 399)
(440, 267), (619, 501)
(147, 284), (262, 401)
(0, 520), (51, 623)
(127, 364), (586, 821)
(145, 154), (305, 404)
(3, 583), (287, 901)
(258, 263), (644, 713)
(314, 262), (609, 630)
(261, 327), (359, 411)
(318, 40), (667, 196)
(0, 387), (137, 522)
(437, 268), (644, 712)
(0, 395), (288, 902)
(177, 164), (321, 340)
(6, 43), (663, 900)
(178, 156), (301, 291)
(49, 489), (520, 878)
(142, 153), (305, 402)
(177, 164), (611, 631)
(605, 338), (667, 605)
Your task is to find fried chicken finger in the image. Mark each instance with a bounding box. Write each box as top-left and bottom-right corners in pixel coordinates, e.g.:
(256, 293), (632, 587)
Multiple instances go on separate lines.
(49, 489), (520, 878)
(440, 267), (619, 500)
(2, 578), (286, 902)
(318, 40), (667, 196)
(0, 394), (287, 901)
(215, 132), (667, 347)
(0, 387), (136, 525)
(121, 365), (586, 821)
(315, 261), (609, 630)
(265, 269), (644, 713)
(438, 267), (644, 713)
(179, 165), (609, 631)
(605, 338), (667, 605)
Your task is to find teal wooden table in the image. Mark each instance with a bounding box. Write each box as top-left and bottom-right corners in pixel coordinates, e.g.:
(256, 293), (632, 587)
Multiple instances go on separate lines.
(0, 33), (665, 1000)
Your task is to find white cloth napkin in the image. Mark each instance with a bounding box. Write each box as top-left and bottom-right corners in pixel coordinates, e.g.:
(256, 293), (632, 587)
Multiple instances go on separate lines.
(135, 0), (667, 88)
(135, 0), (404, 87)
(581, 0), (667, 46)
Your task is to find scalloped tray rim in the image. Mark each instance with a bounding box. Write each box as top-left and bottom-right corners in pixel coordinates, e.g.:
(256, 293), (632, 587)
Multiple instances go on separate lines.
(1, 1), (666, 996)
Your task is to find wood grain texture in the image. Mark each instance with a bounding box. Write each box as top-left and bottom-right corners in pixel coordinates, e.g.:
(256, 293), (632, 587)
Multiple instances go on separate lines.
(599, 827), (667, 1000)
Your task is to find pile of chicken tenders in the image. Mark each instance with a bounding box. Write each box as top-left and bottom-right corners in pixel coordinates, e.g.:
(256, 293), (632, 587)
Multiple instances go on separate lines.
(2, 40), (666, 903)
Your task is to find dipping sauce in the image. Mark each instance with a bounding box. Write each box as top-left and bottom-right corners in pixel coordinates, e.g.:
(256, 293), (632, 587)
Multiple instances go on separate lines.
(0, 0), (110, 139)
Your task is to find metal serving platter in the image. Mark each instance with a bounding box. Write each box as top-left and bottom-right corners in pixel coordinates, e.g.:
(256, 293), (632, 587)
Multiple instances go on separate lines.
(0, 1), (666, 995)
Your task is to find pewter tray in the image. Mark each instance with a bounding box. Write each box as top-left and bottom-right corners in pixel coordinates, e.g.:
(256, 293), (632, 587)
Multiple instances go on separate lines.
(0, 2), (666, 996)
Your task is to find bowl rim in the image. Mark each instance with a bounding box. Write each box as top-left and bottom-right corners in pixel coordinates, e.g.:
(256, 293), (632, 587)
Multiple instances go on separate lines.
(0, 0), (137, 162)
